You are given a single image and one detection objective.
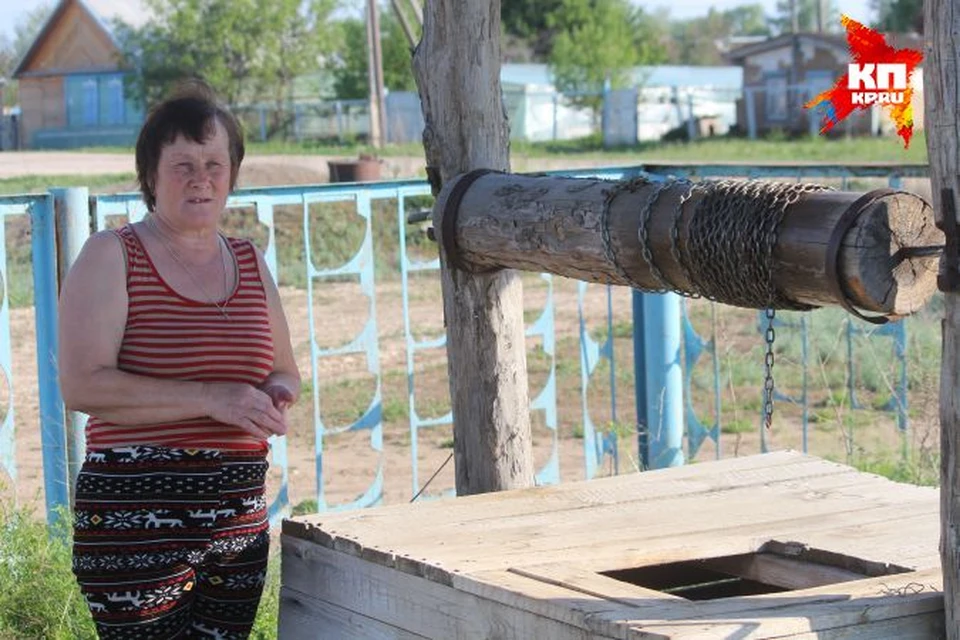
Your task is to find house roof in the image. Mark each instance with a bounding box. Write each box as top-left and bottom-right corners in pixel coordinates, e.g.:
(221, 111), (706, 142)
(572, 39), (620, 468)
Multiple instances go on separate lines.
(13, 0), (150, 77)
(725, 30), (926, 64)
(724, 32), (848, 63)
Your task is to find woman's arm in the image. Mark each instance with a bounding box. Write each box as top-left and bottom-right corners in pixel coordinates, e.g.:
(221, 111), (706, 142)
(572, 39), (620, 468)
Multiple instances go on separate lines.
(58, 231), (286, 438)
(253, 246), (302, 411)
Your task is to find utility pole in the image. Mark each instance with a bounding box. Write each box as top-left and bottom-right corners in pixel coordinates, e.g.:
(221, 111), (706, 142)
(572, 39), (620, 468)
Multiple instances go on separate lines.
(366, 0), (387, 148)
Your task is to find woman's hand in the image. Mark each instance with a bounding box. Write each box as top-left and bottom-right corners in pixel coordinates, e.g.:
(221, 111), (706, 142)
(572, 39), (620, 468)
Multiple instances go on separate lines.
(261, 384), (295, 412)
(202, 382), (288, 440)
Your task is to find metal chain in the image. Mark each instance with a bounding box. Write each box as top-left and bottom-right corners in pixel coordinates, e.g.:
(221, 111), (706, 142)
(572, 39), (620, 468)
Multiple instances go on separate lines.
(601, 177), (652, 287)
(637, 178), (675, 291)
(669, 179), (703, 298)
(762, 307), (776, 429)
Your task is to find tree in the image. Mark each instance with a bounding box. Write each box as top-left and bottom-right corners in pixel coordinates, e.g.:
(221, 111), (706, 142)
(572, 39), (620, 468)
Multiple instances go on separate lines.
(770, 0), (840, 33)
(547, 0), (667, 122)
(116, 0), (338, 135)
(0, 3), (54, 106)
(872, 0), (923, 33)
(330, 11), (418, 100)
(501, 0), (564, 59)
(667, 5), (771, 65)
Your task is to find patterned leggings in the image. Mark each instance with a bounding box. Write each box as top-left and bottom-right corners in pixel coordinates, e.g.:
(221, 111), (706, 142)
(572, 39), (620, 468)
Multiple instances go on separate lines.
(71, 446), (270, 640)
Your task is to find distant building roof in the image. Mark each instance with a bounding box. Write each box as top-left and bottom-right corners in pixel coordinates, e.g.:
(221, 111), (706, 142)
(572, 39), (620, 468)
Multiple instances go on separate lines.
(13, 0), (150, 77)
(724, 32), (848, 63)
(725, 30), (925, 64)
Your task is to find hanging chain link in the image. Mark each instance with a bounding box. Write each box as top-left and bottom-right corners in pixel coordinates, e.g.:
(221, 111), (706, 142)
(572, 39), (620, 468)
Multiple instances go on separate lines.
(762, 307), (777, 430)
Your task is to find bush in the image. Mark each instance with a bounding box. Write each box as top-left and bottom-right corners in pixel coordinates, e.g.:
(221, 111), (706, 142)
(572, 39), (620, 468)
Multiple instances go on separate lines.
(0, 502), (95, 639)
(0, 499), (283, 640)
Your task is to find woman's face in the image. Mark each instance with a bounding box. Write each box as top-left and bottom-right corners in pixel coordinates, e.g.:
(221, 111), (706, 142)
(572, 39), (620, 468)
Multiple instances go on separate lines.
(153, 118), (233, 230)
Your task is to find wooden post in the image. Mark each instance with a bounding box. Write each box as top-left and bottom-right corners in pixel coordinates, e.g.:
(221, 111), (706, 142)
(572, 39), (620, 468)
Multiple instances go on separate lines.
(433, 172), (941, 317)
(925, 0), (960, 635)
(366, 0), (386, 148)
(412, 1), (534, 495)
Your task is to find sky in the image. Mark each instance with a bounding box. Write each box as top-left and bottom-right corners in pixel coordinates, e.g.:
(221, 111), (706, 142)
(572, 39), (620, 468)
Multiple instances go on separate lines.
(0, 0), (876, 44)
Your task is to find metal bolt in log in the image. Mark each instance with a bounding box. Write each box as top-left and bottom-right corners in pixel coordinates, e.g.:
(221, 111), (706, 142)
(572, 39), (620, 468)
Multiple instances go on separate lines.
(433, 171), (942, 320)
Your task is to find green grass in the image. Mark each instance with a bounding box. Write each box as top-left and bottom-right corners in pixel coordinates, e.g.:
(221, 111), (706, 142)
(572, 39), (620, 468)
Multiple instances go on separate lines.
(511, 131), (929, 164)
(0, 498), (283, 640)
(62, 130), (931, 165)
(0, 174), (137, 196)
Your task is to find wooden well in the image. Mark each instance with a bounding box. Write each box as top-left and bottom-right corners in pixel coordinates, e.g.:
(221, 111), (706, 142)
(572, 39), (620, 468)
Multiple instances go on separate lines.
(278, 452), (943, 639)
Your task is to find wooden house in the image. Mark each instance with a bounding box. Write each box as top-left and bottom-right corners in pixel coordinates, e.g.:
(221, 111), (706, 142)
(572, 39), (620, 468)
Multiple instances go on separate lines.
(725, 31), (925, 139)
(11, 0), (148, 149)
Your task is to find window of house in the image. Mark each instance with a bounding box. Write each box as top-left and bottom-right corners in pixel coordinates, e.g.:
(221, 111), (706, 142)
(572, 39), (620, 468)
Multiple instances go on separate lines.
(66, 73), (137, 128)
(100, 76), (125, 125)
(765, 74), (788, 121)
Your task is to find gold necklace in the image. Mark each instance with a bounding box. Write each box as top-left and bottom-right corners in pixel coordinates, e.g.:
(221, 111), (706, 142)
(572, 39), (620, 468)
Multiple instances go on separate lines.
(146, 217), (232, 320)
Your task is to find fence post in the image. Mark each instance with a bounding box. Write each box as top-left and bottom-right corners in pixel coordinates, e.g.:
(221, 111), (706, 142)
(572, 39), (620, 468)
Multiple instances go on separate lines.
(686, 93), (696, 140)
(633, 290), (684, 469)
(745, 88), (758, 139)
(552, 93), (559, 141)
(31, 195), (68, 526)
(52, 187), (90, 504)
(336, 101), (345, 143)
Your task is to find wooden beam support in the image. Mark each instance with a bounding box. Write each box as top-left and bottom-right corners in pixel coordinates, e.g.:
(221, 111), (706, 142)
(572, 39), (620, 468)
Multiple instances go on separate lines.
(433, 172), (940, 318)
(412, 1), (534, 495)
(924, 0), (960, 636)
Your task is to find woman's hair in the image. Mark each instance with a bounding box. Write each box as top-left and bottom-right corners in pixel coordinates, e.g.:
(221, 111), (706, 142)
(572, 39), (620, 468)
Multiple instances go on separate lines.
(134, 79), (245, 211)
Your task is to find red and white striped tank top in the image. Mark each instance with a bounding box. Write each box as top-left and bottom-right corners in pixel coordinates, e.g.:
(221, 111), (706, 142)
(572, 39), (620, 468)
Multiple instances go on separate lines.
(85, 224), (274, 452)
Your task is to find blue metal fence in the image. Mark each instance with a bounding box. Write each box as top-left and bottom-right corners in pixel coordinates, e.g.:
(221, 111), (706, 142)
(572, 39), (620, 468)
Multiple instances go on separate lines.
(0, 162), (931, 525)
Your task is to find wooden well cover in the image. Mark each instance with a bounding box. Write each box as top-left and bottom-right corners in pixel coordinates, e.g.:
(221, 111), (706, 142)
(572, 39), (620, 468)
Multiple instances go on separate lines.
(279, 452), (943, 639)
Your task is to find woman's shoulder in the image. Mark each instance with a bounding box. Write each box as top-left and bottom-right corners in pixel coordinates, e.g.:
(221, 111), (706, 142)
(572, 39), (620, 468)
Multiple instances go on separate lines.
(226, 236), (265, 260)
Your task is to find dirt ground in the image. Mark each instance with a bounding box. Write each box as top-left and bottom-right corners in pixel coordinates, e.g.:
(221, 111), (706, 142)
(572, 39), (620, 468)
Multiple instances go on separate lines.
(0, 152), (934, 518)
(0, 152), (655, 516)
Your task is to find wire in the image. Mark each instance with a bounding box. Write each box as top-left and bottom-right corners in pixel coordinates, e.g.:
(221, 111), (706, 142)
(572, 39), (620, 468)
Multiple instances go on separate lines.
(410, 451), (454, 502)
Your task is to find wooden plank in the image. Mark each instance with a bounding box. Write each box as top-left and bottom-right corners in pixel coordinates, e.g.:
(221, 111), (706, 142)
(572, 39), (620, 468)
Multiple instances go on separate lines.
(280, 535), (621, 640)
(441, 500), (938, 635)
(278, 586), (430, 640)
(775, 613), (945, 639)
(707, 553), (889, 591)
(283, 452), (837, 541)
(283, 453), (864, 551)
(302, 472), (936, 576)
(449, 568), (641, 640)
(594, 568), (942, 639)
(507, 564), (686, 606)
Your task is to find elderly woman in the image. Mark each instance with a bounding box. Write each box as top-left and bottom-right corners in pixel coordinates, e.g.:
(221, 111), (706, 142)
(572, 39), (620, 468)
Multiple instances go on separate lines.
(58, 81), (300, 639)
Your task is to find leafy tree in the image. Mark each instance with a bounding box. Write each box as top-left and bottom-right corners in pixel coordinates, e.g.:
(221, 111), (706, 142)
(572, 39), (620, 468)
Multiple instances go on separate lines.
(547, 0), (667, 121)
(872, 0), (922, 34)
(501, 0), (564, 59)
(0, 3), (54, 106)
(116, 0), (338, 136)
(724, 4), (771, 35)
(770, 0), (840, 34)
(667, 5), (771, 65)
(330, 10), (418, 100)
